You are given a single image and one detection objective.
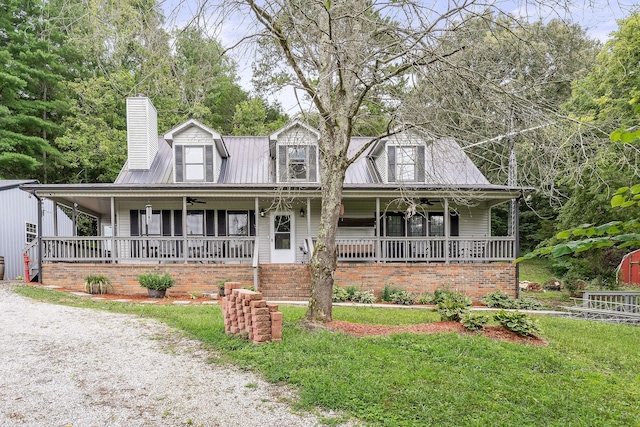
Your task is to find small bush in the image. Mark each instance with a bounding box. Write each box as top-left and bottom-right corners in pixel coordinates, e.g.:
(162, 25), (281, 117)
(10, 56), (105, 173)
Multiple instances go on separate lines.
(345, 285), (359, 300)
(332, 286), (349, 302)
(352, 290), (376, 304)
(417, 293), (434, 305)
(461, 312), (490, 332)
(494, 310), (541, 337)
(390, 290), (416, 305)
(436, 291), (471, 322)
(517, 297), (544, 310)
(482, 291), (518, 309)
(84, 274), (112, 294)
(137, 272), (175, 291)
(433, 287), (471, 306)
(381, 283), (393, 302)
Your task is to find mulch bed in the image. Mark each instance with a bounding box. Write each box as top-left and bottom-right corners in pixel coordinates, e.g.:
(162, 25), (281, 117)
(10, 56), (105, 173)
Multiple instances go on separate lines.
(326, 319), (547, 346)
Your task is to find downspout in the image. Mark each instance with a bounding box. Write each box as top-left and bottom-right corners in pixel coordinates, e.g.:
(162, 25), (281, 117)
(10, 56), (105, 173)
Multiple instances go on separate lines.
(376, 198), (380, 263)
(36, 194), (43, 283)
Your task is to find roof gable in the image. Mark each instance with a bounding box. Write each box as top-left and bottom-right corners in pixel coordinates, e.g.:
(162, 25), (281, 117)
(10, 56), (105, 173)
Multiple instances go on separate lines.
(164, 119), (229, 158)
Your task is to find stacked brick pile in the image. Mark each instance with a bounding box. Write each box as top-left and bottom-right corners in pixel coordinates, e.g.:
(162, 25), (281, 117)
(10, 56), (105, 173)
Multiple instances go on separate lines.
(222, 282), (283, 344)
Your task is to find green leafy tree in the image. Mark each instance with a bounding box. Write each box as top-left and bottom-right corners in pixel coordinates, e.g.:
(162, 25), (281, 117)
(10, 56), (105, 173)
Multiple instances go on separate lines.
(0, 0), (81, 181)
(231, 98), (288, 135)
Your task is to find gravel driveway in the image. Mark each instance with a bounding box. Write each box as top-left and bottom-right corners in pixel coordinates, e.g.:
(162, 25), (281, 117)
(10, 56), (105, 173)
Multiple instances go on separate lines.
(0, 284), (342, 426)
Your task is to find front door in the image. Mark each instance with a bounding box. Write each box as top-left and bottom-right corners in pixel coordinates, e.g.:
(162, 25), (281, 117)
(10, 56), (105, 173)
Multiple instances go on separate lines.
(270, 212), (295, 263)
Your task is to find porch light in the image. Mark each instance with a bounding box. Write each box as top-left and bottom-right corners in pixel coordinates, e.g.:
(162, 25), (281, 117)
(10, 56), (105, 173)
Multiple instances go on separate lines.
(260, 208), (265, 217)
(300, 207), (305, 218)
(145, 204), (153, 225)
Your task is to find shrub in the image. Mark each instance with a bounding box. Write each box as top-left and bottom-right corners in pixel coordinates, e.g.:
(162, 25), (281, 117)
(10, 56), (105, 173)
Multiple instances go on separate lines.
(433, 287), (471, 306)
(381, 283), (393, 302)
(84, 274), (112, 294)
(436, 291), (471, 322)
(345, 285), (359, 300)
(352, 290), (376, 304)
(332, 286), (349, 302)
(493, 310), (541, 337)
(482, 291), (518, 309)
(390, 290), (416, 305)
(461, 312), (490, 332)
(417, 293), (434, 305)
(137, 272), (175, 291)
(516, 297), (544, 310)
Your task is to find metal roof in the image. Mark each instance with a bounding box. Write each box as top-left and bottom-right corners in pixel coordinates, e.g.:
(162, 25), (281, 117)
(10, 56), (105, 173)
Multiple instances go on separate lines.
(0, 180), (37, 191)
(112, 129), (494, 188)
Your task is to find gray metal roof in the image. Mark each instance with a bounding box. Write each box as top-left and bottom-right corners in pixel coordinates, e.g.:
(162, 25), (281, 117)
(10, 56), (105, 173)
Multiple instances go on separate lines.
(221, 136), (271, 183)
(115, 138), (173, 184)
(0, 180), (37, 191)
(113, 131), (491, 188)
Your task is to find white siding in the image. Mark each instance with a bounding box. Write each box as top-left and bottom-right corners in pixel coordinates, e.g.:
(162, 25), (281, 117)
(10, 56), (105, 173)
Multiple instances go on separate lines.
(455, 205), (490, 237)
(375, 150), (387, 183)
(126, 97), (158, 170)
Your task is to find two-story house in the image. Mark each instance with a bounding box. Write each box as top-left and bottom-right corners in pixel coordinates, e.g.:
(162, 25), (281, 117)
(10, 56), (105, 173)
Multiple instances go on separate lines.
(23, 96), (523, 299)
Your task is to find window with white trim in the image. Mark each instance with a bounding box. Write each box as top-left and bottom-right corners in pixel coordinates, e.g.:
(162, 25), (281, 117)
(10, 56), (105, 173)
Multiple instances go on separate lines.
(184, 146), (205, 181)
(26, 222), (37, 243)
(396, 146), (417, 182)
(278, 144), (317, 182)
(387, 144), (425, 183)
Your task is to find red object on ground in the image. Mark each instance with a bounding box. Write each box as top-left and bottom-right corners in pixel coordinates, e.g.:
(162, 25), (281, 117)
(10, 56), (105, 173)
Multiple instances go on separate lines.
(618, 249), (640, 285)
(23, 253), (30, 283)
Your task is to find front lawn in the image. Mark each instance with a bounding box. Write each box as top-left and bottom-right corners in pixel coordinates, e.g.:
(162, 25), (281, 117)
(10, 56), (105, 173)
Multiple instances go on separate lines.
(14, 286), (640, 426)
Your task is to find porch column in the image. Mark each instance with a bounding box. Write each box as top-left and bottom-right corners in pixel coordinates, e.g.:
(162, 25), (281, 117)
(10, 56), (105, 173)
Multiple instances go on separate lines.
(306, 197), (311, 244)
(72, 203), (78, 236)
(376, 197), (380, 263)
(515, 196), (521, 298)
(444, 198), (450, 264)
(182, 196), (188, 263)
(53, 202), (58, 237)
(254, 197), (260, 291)
(37, 195), (43, 283)
(110, 197), (116, 263)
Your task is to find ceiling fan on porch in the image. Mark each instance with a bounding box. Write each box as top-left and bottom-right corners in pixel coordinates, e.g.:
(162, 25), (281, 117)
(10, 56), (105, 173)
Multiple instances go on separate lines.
(186, 197), (206, 205)
(419, 198), (434, 206)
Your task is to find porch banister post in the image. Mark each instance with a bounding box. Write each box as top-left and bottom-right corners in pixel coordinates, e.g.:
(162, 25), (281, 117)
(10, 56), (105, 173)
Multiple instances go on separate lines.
(183, 196), (188, 263)
(444, 198), (450, 264)
(306, 197), (311, 243)
(53, 202), (58, 237)
(72, 203), (77, 237)
(254, 197), (260, 291)
(376, 198), (380, 263)
(110, 197), (116, 263)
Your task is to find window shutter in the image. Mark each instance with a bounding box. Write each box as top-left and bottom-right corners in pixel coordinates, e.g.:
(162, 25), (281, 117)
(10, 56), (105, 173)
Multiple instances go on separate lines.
(249, 210), (256, 236)
(206, 210), (215, 236)
(309, 146), (317, 182)
(175, 145), (184, 182)
(278, 145), (287, 182)
(217, 210), (227, 236)
(205, 145), (214, 182)
(130, 210), (140, 236)
(387, 146), (396, 182)
(162, 210), (171, 236)
(174, 210), (183, 236)
(416, 145), (425, 182)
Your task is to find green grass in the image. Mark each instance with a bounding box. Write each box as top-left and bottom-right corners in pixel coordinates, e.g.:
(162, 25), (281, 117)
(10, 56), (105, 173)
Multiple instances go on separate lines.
(14, 285), (640, 426)
(518, 258), (555, 284)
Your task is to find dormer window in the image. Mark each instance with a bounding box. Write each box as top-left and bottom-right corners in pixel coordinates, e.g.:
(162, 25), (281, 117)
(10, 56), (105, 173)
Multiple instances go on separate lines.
(388, 144), (425, 183)
(175, 144), (214, 183)
(184, 146), (205, 181)
(278, 144), (317, 182)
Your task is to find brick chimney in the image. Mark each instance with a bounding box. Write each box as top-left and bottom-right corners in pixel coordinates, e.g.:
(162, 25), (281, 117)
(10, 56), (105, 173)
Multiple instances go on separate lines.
(126, 95), (158, 170)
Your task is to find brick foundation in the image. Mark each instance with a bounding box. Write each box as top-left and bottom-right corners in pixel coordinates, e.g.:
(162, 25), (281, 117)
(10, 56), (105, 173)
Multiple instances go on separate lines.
(42, 262), (516, 300)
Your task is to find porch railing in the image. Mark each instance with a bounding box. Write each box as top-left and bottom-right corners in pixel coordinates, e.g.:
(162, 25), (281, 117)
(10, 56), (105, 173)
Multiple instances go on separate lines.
(40, 236), (256, 264)
(336, 236), (515, 262)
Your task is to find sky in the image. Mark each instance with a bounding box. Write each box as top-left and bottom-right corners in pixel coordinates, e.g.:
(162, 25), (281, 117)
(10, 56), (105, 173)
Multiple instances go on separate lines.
(161, 0), (637, 114)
